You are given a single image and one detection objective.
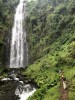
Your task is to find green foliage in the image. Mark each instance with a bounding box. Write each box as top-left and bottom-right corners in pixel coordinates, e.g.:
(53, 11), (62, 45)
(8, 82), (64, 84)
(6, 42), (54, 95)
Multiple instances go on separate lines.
(54, 4), (67, 15)
(67, 0), (75, 14)
(24, 0), (75, 99)
(0, 0), (19, 29)
(26, 0), (75, 64)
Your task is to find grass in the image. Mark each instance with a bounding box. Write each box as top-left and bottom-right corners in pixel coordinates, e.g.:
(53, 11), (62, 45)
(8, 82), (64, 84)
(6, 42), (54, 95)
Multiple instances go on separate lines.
(43, 84), (60, 100)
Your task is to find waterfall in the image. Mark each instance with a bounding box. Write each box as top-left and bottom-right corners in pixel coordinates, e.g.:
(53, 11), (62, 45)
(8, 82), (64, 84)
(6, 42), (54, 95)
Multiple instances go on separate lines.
(10, 0), (28, 68)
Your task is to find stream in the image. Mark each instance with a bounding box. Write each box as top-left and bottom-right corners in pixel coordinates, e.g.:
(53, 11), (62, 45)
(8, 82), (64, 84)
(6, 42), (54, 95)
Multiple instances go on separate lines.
(0, 70), (36, 100)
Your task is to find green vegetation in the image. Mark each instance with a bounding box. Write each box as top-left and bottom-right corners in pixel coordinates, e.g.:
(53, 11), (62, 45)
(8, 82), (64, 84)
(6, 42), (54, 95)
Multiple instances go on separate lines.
(23, 0), (75, 99)
(0, 0), (75, 100)
(0, 67), (8, 79)
(0, 0), (19, 38)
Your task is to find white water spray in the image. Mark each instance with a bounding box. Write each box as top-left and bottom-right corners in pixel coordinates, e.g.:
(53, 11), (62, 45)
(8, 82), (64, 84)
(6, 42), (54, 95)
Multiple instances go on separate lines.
(10, 0), (28, 68)
(15, 84), (36, 100)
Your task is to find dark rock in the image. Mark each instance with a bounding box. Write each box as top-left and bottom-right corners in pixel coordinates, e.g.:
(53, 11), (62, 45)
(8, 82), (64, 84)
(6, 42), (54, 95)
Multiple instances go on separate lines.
(0, 81), (20, 100)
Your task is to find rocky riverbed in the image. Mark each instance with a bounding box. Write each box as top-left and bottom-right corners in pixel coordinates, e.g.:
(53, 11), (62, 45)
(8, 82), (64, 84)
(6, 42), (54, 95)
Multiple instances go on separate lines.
(0, 80), (19, 100)
(0, 69), (37, 100)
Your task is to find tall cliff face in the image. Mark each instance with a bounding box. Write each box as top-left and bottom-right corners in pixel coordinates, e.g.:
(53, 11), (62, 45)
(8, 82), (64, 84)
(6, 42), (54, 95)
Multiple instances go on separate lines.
(0, 0), (19, 67)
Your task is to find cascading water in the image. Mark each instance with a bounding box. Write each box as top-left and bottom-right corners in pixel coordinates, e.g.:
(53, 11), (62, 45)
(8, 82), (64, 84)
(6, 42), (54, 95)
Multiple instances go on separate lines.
(9, 1), (36, 99)
(15, 84), (36, 100)
(1, 72), (36, 100)
(10, 0), (28, 68)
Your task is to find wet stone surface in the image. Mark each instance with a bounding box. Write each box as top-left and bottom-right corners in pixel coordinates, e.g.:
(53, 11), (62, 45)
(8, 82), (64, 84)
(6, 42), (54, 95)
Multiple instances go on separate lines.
(0, 69), (37, 100)
(0, 80), (20, 100)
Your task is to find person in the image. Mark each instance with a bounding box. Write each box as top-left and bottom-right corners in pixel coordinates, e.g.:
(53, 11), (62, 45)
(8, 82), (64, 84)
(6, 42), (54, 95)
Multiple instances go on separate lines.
(61, 74), (67, 89)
